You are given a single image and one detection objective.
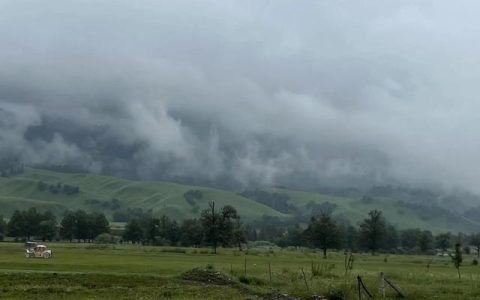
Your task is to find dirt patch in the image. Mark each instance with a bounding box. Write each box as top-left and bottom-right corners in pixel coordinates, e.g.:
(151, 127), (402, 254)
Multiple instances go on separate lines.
(181, 267), (234, 285)
(264, 293), (331, 300)
(264, 293), (299, 300)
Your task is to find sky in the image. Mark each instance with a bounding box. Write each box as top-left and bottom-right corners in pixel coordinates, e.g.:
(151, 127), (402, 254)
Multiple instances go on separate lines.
(1, 1), (480, 191)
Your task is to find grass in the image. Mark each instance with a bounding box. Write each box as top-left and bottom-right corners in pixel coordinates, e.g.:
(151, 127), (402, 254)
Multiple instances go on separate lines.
(1, 242), (480, 299)
(0, 168), (479, 233)
(0, 168), (285, 221)
(270, 188), (480, 233)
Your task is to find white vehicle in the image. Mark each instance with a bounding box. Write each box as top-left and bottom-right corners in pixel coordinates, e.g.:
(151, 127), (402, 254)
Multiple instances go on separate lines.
(25, 242), (53, 259)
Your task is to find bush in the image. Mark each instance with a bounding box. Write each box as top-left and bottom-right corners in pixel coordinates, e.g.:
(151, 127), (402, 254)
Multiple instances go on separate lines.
(95, 233), (115, 244)
(238, 275), (266, 286)
(159, 248), (187, 254)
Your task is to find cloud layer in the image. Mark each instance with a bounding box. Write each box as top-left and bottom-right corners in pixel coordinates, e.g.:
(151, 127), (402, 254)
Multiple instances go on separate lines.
(1, 1), (480, 191)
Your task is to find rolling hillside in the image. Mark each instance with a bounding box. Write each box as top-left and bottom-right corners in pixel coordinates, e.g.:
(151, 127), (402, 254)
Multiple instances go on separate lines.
(0, 168), (479, 233)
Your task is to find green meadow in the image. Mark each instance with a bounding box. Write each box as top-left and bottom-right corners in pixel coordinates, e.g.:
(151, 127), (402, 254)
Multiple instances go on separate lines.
(0, 242), (479, 299)
(0, 168), (478, 233)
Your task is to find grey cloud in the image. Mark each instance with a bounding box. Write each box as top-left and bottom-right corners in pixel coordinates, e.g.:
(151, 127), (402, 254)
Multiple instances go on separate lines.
(1, 0), (480, 193)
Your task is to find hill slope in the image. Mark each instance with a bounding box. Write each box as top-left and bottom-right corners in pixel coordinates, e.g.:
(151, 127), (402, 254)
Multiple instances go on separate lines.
(0, 169), (479, 233)
(0, 169), (285, 221)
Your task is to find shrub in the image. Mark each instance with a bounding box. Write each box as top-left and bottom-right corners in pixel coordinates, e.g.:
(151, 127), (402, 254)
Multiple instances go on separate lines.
(95, 233), (115, 244)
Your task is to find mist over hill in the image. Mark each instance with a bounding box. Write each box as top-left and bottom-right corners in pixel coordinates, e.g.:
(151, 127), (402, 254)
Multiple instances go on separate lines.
(2, 1), (480, 200)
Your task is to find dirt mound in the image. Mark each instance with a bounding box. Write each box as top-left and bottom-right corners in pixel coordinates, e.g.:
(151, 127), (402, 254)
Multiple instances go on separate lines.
(181, 267), (234, 285)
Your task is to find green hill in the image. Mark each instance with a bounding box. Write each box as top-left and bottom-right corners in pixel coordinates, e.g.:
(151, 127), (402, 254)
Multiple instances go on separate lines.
(268, 188), (480, 233)
(0, 169), (285, 222)
(0, 168), (478, 233)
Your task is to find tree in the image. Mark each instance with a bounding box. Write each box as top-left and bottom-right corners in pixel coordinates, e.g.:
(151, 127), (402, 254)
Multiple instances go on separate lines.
(0, 215), (6, 241)
(6, 208), (56, 241)
(123, 219), (144, 244)
(201, 202), (220, 253)
(200, 202), (242, 253)
(143, 217), (160, 245)
(232, 217), (246, 251)
(470, 233), (480, 258)
(306, 213), (340, 258)
(37, 211), (57, 242)
(344, 225), (359, 251)
(60, 211), (76, 242)
(436, 233), (452, 254)
(419, 231), (434, 254)
(73, 210), (90, 242)
(450, 243), (463, 280)
(218, 205), (240, 247)
(400, 229), (422, 251)
(159, 216), (180, 245)
(180, 219), (203, 247)
(23, 208), (42, 239)
(7, 210), (25, 239)
(277, 224), (303, 248)
(359, 210), (386, 255)
(89, 213), (110, 240)
(384, 225), (399, 252)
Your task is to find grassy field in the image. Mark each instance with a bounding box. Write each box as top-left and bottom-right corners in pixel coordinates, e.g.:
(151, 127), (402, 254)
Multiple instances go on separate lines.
(1, 169), (479, 233)
(0, 169), (285, 222)
(0, 242), (479, 299)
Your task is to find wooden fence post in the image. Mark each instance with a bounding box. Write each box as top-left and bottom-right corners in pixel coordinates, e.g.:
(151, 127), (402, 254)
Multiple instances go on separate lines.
(244, 256), (247, 277)
(357, 276), (373, 299)
(380, 272), (385, 299)
(268, 262), (272, 284)
(383, 275), (405, 298)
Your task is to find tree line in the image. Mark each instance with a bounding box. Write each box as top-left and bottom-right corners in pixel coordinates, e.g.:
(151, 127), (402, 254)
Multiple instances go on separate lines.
(1, 206), (480, 258)
(1, 208), (110, 242)
(251, 209), (480, 257)
(122, 202), (245, 253)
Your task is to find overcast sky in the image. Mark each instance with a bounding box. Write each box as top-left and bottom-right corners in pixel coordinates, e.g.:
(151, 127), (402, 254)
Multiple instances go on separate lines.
(1, 1), (480, 191)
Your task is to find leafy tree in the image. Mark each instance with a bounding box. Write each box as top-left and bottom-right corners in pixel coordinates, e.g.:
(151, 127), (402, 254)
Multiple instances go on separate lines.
(38, 220), (57, 241)
(200, 202), (242, 253)
(201, 202), (220, 253)
(74, 210), (90, 242)
(305, 213), (340, 258)
(159, 216), (180, 245)
(0, 215), (6, 240)
(232, 217), (246, 251)
(343, 225), (359, 251)
(60, 211), (76, 242)
(88, 213), (110, 240)
(23, 208), (42, 239)
(123, 219), (144, 244)
(470, 233), (480, 258)
(277, 224), (303, 248)
(359, 209), (386, 254)
(419, 231), (434, 253)
(384, 225), (399, 252)
(450, 243), (463, 280)
(218, 205), (240, 247)
(400, 228), (422, 251)
(7, 210), (25, 239)
(6, 208), (56, 241)
(143, 217), (160, 244)
(38, 211), (57, 242)
(180, 219), (203, 247)
(60, 210), (109, 242)
(436, 233), (452, 254)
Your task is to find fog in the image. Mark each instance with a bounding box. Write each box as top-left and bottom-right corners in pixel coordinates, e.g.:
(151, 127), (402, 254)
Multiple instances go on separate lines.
(1, 1), (480, 192)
